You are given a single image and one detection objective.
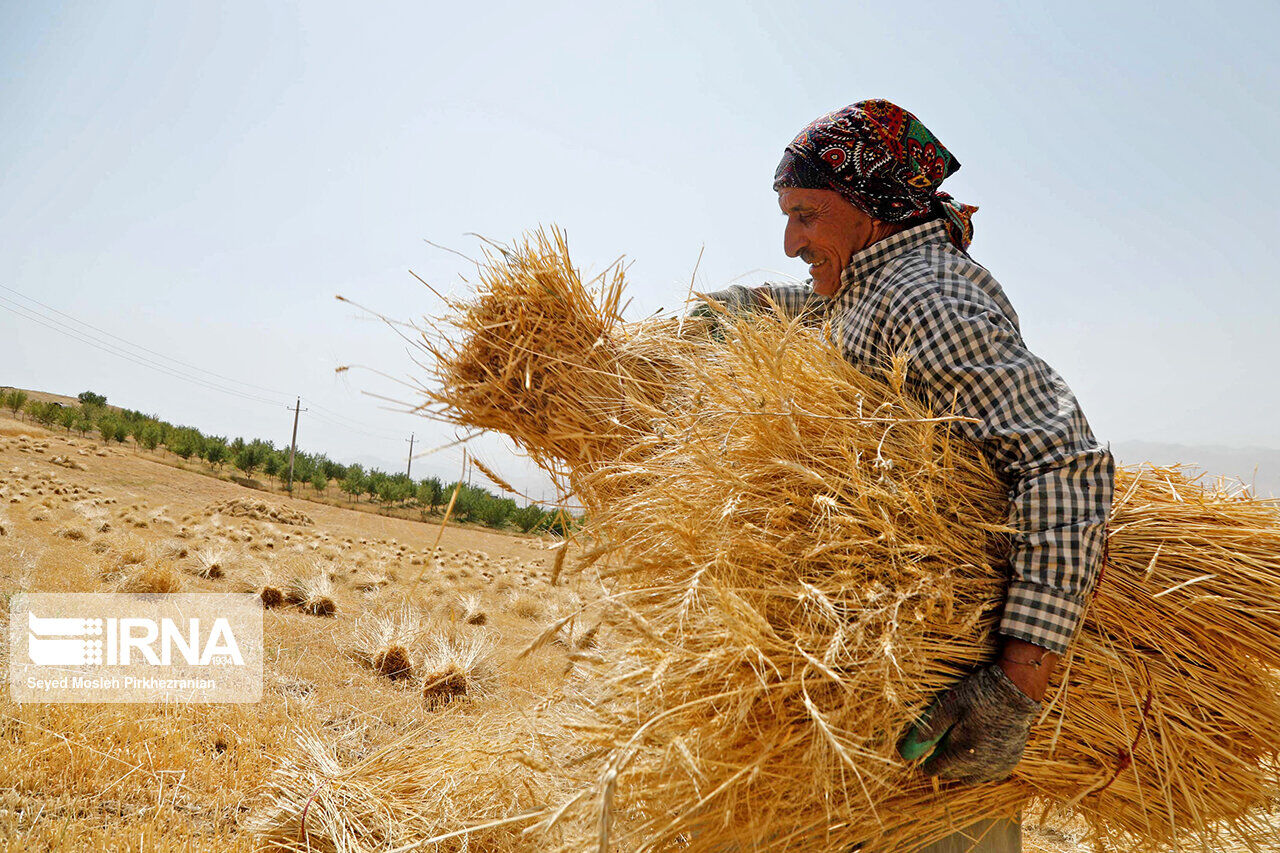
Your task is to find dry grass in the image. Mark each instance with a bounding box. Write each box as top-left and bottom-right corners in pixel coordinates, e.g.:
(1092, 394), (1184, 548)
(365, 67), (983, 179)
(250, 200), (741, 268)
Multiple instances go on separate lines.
(98, 536), (185, 594)
(509, 590), (545, 620)
(208, 497), (313, 526)
(251, 712), (592, 853)
(114, 558), (184, 594)
(110, 536), (150, 568)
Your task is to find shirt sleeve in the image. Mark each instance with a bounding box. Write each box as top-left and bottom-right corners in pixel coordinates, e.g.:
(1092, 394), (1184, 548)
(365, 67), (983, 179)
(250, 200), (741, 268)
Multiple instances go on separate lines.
(888, 288), (1115, 653)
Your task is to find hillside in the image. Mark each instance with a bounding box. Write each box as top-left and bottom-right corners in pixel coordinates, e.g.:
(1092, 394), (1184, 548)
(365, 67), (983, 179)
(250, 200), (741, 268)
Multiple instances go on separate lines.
(0, 385), (563, 535)
(0, 411), (589, 850)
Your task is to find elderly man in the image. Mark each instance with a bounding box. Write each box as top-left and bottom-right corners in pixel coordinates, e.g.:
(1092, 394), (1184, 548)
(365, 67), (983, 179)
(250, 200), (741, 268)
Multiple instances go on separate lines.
(695, 100), (1115, 853)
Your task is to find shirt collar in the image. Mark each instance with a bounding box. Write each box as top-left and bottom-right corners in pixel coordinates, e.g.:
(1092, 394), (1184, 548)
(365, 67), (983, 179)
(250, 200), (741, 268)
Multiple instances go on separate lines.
(834, 219), (951, 300)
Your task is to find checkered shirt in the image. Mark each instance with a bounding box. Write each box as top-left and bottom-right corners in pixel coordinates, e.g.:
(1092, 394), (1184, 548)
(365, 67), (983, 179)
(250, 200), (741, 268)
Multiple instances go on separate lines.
(758, 220), (1114, 653)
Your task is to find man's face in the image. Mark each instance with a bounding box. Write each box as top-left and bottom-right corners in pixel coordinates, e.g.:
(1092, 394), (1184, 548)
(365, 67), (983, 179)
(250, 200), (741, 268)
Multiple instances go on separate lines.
(778, 187), (880, 297)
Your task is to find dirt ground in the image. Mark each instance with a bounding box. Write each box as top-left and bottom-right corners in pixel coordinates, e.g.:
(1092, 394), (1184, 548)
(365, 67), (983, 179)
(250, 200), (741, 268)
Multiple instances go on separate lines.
(0, 412), (1089, 852)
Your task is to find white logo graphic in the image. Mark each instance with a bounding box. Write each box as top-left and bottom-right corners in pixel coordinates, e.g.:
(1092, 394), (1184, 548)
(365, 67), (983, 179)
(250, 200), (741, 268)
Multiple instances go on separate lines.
(27, 611), (243, 667)
(27, 612), (104, 666)
(11, 594), (262, 703)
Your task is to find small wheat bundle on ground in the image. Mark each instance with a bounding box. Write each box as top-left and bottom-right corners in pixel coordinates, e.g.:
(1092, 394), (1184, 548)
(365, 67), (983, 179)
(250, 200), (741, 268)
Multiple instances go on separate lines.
(277, 228), (1280, 853)
(287, 568), (337, 617)
(419, 632), (497, 710)
(190, 544), (227, 579)
(351, 606), (428, 681)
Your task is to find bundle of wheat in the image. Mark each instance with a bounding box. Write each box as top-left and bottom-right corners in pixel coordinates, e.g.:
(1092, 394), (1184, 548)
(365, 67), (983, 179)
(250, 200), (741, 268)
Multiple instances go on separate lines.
(458, 593), (488, 626)
(259, 585), (285, 609)
(420, 633), (496, 710)
(351, 607), (426, 682)
(542, 316), (1280, 852)
(287, 570), (337, 617)
(262, 229), (1280, 852)
(190, 545), (226, 579)
(411, 228), (696, 489)
(114, 558), (184, 594)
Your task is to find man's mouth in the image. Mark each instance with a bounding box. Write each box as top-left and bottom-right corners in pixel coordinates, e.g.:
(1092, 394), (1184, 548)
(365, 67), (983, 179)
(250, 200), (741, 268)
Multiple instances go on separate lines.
(799, 250), (826, 272)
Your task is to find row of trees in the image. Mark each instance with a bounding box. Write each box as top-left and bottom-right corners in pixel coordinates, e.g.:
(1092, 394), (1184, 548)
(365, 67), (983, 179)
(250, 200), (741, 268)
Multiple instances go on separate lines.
(2, 388), (571, 534)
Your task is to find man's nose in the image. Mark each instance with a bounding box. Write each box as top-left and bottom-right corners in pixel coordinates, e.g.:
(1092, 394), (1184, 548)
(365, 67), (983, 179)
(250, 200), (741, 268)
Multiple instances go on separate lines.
(783, 220), (804, 258)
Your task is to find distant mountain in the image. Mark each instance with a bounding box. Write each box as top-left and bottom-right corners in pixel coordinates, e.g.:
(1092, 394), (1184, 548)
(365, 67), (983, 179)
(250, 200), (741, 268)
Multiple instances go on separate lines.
(1111, 442), (1280, 498)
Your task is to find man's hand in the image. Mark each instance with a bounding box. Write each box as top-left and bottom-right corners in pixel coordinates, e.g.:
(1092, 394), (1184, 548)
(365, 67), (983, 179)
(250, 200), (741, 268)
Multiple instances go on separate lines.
(897, 662), (1040, 785)
(685, 285), (759, 322)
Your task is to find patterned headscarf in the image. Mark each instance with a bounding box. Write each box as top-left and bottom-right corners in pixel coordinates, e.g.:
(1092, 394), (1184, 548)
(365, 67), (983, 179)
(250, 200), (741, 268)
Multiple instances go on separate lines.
(773, 99), (978, 251)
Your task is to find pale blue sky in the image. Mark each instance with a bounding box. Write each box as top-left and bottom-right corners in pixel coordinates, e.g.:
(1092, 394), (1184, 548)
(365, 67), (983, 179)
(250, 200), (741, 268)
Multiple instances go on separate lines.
(3, 1), (1278, 497)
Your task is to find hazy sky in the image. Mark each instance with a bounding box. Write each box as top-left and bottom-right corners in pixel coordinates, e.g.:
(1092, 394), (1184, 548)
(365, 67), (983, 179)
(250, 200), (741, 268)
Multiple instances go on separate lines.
(3, 1), (1278, 499)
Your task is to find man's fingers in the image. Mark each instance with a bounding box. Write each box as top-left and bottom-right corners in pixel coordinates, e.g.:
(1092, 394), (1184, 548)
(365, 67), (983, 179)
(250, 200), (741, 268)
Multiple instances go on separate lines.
(899, 689), (966, 762)
(922, 717), (1019, 782)
(912, 689), (964, 744)
(921, 718), (979, 778)
(898, 720), (942, 761)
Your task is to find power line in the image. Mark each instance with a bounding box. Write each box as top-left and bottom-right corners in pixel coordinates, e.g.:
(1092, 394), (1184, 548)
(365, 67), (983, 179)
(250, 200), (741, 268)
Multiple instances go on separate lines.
(301, 398), (405, 439)
(4, 283), (419, 444)
(0, 297), (288, 408)
(303, 408), (403, 442)
(0, 283), (288, 397)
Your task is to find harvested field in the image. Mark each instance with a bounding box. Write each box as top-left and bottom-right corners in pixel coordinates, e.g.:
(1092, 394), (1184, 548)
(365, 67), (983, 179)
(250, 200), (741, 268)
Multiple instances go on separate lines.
(0, 413), (578, 850)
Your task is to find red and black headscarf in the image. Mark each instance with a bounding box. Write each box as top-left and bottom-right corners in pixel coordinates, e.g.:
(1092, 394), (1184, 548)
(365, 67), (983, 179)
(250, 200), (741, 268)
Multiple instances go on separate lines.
(773, 100), (978, 251)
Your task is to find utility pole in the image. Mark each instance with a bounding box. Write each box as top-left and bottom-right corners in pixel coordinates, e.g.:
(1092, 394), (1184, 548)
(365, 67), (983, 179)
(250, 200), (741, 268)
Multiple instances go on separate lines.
(285, 397), (307, 494)
(405, 433), (415, 478)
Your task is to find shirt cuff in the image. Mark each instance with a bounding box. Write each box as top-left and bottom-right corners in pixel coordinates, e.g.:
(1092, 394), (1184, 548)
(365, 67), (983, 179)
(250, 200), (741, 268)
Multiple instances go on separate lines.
(998, 581), (1088, 654)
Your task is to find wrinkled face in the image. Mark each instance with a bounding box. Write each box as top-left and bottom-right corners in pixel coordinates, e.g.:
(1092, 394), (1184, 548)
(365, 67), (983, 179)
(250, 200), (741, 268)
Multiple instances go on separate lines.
(778, 187), (880, 297)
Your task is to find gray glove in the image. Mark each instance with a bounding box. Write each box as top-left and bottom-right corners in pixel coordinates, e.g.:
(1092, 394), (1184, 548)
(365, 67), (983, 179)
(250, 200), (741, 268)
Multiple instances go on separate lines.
(686, 285), (759, 320)
(897, 663), (1039, 784)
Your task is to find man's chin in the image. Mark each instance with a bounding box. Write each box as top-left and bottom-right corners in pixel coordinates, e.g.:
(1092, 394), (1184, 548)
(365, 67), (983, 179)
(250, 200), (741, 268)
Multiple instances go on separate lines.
(811, 277), (840, 298)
